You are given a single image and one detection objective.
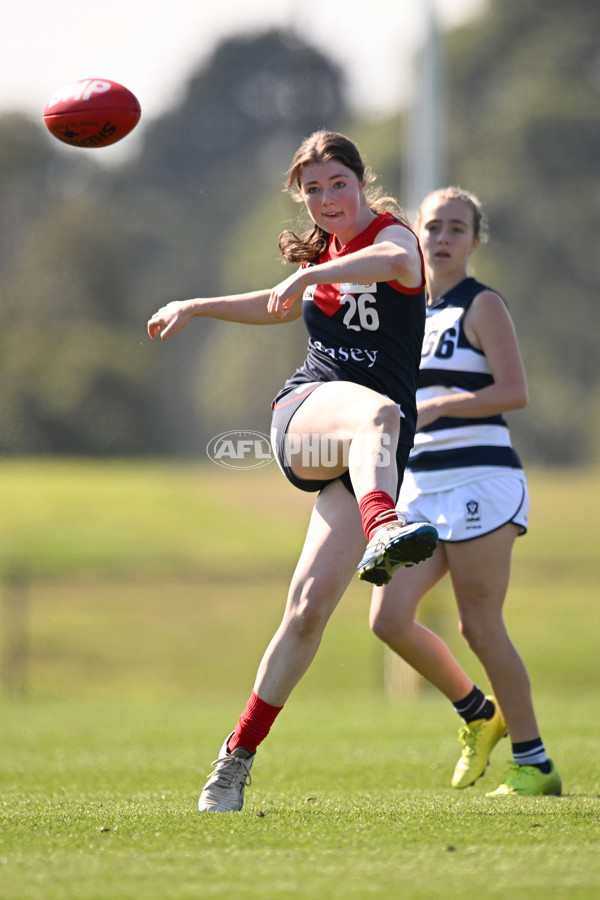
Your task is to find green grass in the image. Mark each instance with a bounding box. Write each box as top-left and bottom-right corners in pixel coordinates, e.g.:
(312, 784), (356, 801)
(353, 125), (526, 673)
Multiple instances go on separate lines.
(0, 458), (312, 579)
(1, 697), (598, 900)
(0, 460), (599, 898)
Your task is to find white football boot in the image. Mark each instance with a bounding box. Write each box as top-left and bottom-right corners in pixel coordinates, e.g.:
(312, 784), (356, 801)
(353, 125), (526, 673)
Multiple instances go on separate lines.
(198, 733), (255, 813)
(357, 511), (438, 585)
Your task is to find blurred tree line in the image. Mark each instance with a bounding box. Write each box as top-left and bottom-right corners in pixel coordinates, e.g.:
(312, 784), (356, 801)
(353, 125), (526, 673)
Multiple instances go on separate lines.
(1, 0), (598, 464)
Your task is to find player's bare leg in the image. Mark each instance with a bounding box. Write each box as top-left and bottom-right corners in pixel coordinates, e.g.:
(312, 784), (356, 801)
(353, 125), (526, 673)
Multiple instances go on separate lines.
(447, 525), (538, 743)
(369, 545), (474, 698)
(287, 382), (438, 584)
(370, 541), (507, 788)
(284, 381), (400, 497)
(199, 480), (364, 812)
(253, 480), (365, 705)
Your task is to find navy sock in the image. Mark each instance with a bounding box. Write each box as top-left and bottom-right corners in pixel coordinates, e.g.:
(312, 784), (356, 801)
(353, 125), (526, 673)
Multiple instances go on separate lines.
(453, 686), (495, 723)
(512, 738), (550, 772)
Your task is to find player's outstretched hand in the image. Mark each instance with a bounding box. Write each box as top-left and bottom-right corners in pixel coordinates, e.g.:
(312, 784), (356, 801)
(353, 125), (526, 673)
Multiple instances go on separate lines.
(148, 300), (194, 341)
(267, 272), (305, 320)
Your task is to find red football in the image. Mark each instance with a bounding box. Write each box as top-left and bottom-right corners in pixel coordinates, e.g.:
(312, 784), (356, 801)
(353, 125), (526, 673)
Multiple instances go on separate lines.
(43, 78), (141, 148)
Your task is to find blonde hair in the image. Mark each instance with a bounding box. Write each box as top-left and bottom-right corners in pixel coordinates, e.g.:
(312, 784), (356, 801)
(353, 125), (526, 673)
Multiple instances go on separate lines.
(415, 186), (489, 243)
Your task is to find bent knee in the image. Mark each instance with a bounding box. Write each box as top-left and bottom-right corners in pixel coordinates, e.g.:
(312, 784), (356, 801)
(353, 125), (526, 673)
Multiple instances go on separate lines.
(370, 605), (409, 645)
(354, 396), (400, 433)
(374, 397), (401, 432)
(370, 613), (393, 644)
(458, 616), (502, 653)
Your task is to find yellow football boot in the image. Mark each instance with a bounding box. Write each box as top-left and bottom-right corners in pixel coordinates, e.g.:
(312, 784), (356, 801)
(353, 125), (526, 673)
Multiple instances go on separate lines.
(451, 699), (507, 789)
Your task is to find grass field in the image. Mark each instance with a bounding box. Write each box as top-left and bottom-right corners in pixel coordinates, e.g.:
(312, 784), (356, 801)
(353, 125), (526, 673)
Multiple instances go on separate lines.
(0, 460), (599, 899)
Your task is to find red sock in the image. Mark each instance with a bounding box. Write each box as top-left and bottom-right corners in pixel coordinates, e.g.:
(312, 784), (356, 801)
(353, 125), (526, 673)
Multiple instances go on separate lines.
(358, 490), (398, 540)
(228, 691), (283, 754)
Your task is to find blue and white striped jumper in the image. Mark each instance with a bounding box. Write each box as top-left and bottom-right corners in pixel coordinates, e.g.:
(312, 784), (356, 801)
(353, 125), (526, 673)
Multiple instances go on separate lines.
(402, 276), (525, 495)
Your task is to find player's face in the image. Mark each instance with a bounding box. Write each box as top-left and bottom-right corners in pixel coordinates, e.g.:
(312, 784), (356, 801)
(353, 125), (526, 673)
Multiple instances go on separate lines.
(299, 159), (370, 245)
(418, 197), (480, 277)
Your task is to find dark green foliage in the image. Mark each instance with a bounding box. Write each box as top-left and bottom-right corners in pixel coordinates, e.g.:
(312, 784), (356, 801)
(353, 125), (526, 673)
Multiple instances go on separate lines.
(0, 7), (598, 462)
(136, 29), (345, 193)
(444, 0), (600, 462)
(0, 31), (347, 456)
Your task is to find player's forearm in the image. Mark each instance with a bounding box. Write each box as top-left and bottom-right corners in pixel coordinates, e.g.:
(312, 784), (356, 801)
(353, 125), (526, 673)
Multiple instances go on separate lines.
(307, 242), (419, 288)
(189, 291), (280, 325)
(422, 383), (528, 421)
(147, 289), (283, 341)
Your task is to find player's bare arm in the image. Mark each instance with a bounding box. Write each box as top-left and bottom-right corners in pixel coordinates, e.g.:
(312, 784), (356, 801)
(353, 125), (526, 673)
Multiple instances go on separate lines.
(416, 290), (528, 428)
(311, 226), (422, 292)
(268, 225), (422, 320)
(148, 288), (303, 340)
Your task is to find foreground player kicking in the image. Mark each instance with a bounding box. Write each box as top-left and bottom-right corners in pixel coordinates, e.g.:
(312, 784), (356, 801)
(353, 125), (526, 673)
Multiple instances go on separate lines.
(148, 131), (438, 812)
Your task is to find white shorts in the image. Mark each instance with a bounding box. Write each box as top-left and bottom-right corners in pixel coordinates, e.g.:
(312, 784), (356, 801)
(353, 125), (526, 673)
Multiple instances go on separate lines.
(398, 474), (529, 543)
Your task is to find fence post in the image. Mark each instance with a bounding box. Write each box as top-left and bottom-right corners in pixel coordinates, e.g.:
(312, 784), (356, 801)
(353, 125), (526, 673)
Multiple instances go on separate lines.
(1, 566), (30, 697)
(384, 647), (423, 699)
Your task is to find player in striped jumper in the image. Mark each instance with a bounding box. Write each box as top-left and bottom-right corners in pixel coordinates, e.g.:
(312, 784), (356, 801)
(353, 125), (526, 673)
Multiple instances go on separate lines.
(369, 187), (561, 796)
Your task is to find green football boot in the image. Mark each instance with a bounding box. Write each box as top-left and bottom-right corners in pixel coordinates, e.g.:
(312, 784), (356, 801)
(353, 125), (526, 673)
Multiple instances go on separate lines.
(486, 760), (562, 797)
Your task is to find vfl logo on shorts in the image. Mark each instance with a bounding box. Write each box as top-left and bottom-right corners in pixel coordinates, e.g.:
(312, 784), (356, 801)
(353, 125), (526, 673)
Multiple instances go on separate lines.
(465, 499), (481, 531)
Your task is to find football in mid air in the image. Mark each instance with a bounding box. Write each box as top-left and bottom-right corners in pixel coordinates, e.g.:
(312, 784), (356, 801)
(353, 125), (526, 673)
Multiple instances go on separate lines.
(43, 79), (141, 148)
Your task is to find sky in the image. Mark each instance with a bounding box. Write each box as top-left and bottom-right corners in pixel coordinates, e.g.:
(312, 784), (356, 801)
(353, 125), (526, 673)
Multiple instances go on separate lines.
(4, 0), (486, 162)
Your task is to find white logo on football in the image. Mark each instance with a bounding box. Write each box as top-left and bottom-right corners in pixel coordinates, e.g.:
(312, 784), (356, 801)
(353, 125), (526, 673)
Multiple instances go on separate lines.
(47, 80), (112, 108)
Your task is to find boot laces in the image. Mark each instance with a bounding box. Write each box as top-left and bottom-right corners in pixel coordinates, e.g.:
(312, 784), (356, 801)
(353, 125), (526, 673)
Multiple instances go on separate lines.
(373, 509), (408, 528)
(208, 755), (252, 789)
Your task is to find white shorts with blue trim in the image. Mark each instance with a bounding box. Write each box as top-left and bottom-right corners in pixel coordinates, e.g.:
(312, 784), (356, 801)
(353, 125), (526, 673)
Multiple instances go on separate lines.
(397, 474), (529, 543)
